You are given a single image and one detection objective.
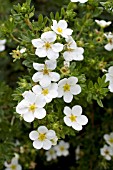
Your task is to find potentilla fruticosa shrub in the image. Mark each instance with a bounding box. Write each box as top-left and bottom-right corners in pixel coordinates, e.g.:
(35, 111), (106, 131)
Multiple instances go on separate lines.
(0, 0), (113, 169)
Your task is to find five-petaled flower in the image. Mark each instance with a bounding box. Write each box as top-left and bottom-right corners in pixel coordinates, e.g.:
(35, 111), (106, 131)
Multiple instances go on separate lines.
(51, 20), (73, 38)
(45, 148), (57, 161)
(32, 83), (58, 103)
(95, 20), (111, 28)
(63, 36), (84, 61)
(105, 66), (113, 92)
(32, 31), (63, 60)
(32, 60), (60, 87)
(54, 140), (70, 156)
(4, 156), (22, 170)
(58, 77), (81, 103)
(16, 90), (46, 122)
(29, 126), (58, 150)
(63, 105), (88, 131)
(100, 145), (113, 160)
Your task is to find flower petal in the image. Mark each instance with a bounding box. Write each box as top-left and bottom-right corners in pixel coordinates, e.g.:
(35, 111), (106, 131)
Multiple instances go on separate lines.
(33, 140), (43, 149)
(33, 63), (44, 71)
(35, 48), (47, 57)
(41, 31), (56, 43)
(64, 116), (72, 127)
(32, 39), (44, 48)
(72, 105), (82, 116)
(43, 139), (52, 150)
(40, 75), (51, 87)
(52, 43), (63, 52)
(32, 85), (42, 95)
(32, 72), (43, 82)
(34, 108), (46, 119)
(49, 72), (60, 82)
(77, 115), (88, 125)
(29, 131), (38, 140)
(63, 106), (72, 115)
(72, 122), (82, 131)
(38, 126), (48, 133)
(70, 84), (81, 95)
(23, 112), (35, 122)
(63, 92), (73, 103)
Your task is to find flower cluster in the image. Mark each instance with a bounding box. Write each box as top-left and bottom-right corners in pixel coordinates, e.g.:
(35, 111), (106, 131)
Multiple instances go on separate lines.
(16, 19), (88, 150)
(100, 132), (113, 160)
(45, 140), (70, 161)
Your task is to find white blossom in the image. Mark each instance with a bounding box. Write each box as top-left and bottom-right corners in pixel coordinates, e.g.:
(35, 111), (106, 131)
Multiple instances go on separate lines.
(95, 20), (111, 28)
(63, 36), (84, 61)
(32, 60), (60, 87)
(16, 90), (46, 122)
(32, 31), (63, 60)
(51, 20), (73, 38)
(100, 145), (113, 160)
(4, 157), (22, 170)
(0, 39), (6, 52)
(104, 132), (113, 147)
(54, 140), (70, 157)
(45, 148), (57, 161)
(105, 66), (113, 92)
(29, 126), (58, 150)
(32, 83), (58, 103)
(63, 105), (88, 131)
(20, 47), (26, 54)
(58, 77), (81, 103)
(104, 32), (113, 51)
(71, 0), (88, 3)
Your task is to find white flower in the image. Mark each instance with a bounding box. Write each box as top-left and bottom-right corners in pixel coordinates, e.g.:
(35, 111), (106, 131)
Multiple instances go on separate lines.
(45, 148), (57, 161)
(54, 140), (70, 156)
(4, 157), (22, 170)
(0, 39), (6, 52)
(95, 20), (111, 28)
(104, 132), (113, 147)
(32, 83), (58, 103)
(51, 20), (73, 38)
(104, 32), (113, 51)
(63, 36), (84, 61)
(20, 47), (26, 54)
(50, 136), (58, 146)
(58, 77), (81, 103)
(71, 0), (88, 3)
(75, 146), (81, 160)
(16, 90), (46, 122)
(105, 66), (113, 92)
(100, 145), (113, 160)
(32, 60), (60, 87)
(29, 126), (58, 150)
(32, 31), (63, 60)
(63, 105), (88, 131)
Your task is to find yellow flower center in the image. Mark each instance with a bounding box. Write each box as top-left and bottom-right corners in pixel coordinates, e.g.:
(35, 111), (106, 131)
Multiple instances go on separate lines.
(63, 83), (70, 92)
(49, 150), (54, 155)
(11, 165), (16, 170)
(57, 27), (63, 33)
(109, 38), (113, 44)
(44, 42), (51, 49)
(42, 89), (49, 96)
(109, 138), (113, 143)
(70, 114), (77, 122)
(60, 146), (65, 151)
(43, 66), (49, 75)
(29, 104), (36, 112)
(38, 133), (46, 141)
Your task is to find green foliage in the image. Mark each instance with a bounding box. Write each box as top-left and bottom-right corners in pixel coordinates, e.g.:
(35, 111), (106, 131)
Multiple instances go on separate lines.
(0, 0), (113, 170)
